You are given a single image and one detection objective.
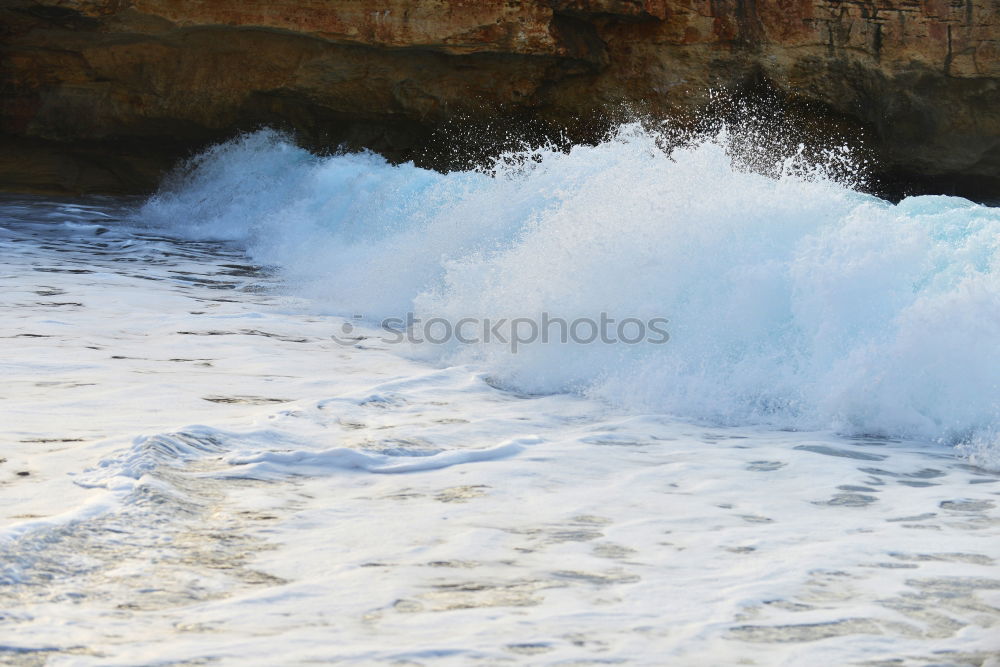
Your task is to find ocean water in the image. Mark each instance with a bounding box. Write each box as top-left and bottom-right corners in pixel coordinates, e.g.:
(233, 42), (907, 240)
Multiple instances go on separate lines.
(1, 126), (999, 665)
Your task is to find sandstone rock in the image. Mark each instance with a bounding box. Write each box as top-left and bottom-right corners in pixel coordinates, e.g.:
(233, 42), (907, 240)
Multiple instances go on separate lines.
(1, 0), (998, 198)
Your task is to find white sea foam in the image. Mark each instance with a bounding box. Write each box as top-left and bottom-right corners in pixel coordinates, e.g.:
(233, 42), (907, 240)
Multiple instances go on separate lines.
(4, 181), (1000, 664)
(139, 126), (1000, 462)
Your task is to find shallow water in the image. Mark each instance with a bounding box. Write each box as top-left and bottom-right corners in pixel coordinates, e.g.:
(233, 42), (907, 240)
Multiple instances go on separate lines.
(2, 129), (1000, 666)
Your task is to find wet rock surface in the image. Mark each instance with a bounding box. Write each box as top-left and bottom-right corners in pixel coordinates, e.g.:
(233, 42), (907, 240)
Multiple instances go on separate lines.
(1, 0), (999, 198)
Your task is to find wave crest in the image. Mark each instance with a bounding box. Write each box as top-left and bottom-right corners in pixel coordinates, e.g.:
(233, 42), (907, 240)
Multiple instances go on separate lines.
(138, 124), (1000, 463)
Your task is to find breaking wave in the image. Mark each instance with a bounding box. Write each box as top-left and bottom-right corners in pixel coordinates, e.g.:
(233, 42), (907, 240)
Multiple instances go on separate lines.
(138, 125), (1000, 466)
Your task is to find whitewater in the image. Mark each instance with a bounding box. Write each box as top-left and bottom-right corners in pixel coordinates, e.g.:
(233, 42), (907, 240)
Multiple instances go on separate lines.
(1, 125), (999, 665)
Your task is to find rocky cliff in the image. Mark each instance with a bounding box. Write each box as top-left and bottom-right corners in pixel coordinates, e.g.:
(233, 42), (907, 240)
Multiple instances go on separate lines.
(2, 0), (998, 198)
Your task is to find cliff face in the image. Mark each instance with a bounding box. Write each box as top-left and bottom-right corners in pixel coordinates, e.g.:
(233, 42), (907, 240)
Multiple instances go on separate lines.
(2, 0), (999, 197)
